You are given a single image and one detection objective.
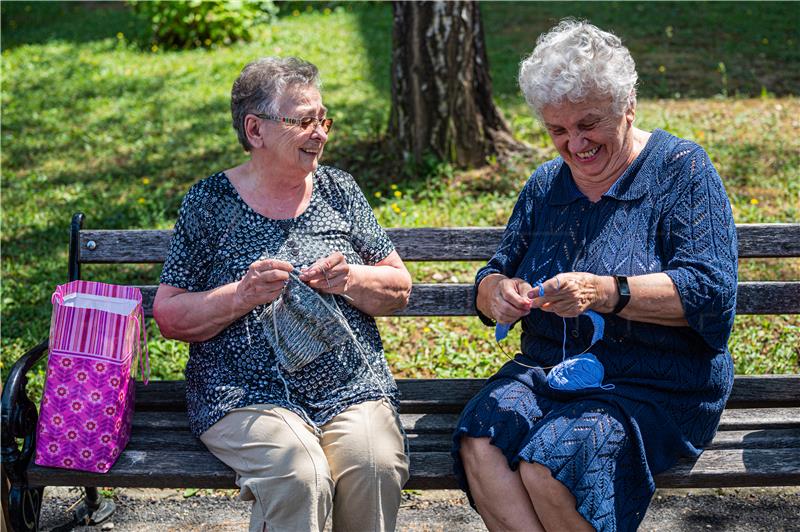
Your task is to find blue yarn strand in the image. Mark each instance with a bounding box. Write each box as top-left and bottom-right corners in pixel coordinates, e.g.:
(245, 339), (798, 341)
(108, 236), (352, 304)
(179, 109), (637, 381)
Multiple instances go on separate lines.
(493, 280), (614, 391)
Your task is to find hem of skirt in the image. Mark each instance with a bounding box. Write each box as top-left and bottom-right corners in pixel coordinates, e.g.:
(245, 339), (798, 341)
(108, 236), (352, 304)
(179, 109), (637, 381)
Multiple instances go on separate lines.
(451, 421), (526, 510)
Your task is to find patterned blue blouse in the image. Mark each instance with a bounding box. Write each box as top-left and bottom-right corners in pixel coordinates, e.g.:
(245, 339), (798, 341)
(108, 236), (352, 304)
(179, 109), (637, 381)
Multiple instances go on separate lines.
(160, 167), (398, 437)
(457, 129), (738, 529)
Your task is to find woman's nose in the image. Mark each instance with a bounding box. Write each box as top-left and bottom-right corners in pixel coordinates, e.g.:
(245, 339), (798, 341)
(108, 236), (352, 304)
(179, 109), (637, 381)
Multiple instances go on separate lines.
(310, 123), (328, 142)
(567, 132), (587, 153)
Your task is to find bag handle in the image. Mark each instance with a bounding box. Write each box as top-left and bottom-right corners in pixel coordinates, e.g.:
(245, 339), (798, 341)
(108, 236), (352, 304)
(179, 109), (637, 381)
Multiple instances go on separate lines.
(133, 306), (150, 385)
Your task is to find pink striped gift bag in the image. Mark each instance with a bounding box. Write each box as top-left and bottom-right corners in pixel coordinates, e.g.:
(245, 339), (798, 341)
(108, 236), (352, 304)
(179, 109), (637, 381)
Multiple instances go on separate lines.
(35, 281), (149, 473)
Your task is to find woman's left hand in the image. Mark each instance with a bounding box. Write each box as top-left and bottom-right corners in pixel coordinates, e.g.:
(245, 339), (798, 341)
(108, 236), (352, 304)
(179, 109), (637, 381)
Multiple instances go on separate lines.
(299, 252), (351, 295)
(531, 272), (611, 318)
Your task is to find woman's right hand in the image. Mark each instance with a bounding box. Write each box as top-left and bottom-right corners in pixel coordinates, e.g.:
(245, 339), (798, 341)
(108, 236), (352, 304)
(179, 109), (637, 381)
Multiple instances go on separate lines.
(235, 258), (294, 310)
(477, 273), (536, 325)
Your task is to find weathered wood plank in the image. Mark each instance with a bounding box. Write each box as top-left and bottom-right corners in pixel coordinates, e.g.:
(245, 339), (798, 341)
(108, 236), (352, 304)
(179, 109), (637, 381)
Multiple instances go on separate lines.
(136, 281), (800, 319)
(705, 429), (800, 450)
(128, 409), (800, 437)
(125, 429), (455, 453)
(128, 411), (463, 434)
(134, 376), (800, 413)
(718, 408), (800, 430)
(124, 426), (800, 455)
(407, 448), (800, 489)
(28, 450), (235, 489)
(736, 282), (800, 314)
(724, 375), (800, 408)
(28, 447), (800, 490)
(78, 224), (800, 263)
(657, 448), (800, 488)
(734, 224), (800, 258)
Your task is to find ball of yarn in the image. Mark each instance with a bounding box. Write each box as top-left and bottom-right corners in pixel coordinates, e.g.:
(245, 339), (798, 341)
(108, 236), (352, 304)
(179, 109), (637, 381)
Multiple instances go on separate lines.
(547, 352), (611, 391)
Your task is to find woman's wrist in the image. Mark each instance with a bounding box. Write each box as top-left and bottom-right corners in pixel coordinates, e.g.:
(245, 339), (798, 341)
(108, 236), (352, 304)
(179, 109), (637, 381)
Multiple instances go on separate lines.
(230, 281), (251, 314)
(476, 273), (505, 319)
(595, 275), (619, 314)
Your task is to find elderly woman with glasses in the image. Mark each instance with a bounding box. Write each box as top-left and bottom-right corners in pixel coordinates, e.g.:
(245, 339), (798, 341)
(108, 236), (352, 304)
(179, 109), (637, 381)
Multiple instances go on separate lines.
(153, 57), (411, 532)
(452, 20), (738, 531)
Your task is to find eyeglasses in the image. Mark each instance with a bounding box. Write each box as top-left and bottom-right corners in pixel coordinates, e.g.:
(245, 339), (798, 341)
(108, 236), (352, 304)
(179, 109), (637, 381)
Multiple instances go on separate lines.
(254, 114), (334, 133)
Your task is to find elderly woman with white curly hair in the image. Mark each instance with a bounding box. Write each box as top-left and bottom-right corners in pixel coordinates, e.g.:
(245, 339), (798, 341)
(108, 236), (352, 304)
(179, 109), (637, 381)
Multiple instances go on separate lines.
(452, 20), (737, 531)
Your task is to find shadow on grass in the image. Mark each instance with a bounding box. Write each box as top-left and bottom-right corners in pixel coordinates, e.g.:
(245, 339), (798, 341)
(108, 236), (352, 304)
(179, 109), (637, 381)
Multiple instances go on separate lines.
(0, 2), (148, 50)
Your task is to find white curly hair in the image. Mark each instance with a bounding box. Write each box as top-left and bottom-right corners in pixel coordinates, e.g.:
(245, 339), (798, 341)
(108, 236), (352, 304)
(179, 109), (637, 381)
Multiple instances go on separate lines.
(519, 19), (638, 118)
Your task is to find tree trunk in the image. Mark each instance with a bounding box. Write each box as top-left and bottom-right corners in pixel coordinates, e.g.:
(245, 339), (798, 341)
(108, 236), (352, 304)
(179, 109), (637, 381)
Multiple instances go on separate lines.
(389, 0), (526, 168)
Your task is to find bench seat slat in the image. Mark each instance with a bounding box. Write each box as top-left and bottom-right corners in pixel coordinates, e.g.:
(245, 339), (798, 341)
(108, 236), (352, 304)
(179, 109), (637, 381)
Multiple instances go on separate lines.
(133, 376), (800, 412)
(78, 224), (800, 262)
(27, 447), (800, 490)
(123, 427), (800, 454)
(127, 409), (800, 435)
(124, 431), (458, 453)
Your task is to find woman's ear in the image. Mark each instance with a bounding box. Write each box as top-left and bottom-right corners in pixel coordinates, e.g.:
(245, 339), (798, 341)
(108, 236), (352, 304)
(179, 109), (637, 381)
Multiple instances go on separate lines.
(626, 92), (637, 126)
(625, 103), (636, 126)
(244, 115), (264, 149)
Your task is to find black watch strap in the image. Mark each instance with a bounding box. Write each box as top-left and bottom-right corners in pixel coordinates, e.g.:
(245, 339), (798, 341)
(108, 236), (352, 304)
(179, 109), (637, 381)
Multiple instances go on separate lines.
(612, 275), (630, 314)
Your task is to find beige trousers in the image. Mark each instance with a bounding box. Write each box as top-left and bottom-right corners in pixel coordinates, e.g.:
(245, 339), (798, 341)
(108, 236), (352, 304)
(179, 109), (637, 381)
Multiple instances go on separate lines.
(200, 400), (409, 532)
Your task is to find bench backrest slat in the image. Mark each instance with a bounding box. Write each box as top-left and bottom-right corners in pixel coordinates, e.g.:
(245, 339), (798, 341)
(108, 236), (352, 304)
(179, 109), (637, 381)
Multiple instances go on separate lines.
(78, 224), (800, 263)
(134, 281), (800, 317)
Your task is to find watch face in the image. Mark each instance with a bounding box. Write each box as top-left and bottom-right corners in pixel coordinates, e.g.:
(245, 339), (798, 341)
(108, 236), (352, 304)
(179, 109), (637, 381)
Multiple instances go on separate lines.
(614, 276), (630, 314)
(617, 276), (631, 296)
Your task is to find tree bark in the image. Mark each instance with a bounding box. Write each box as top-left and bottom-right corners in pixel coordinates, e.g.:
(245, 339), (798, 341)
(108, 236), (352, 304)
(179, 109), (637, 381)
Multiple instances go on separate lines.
(389, 0), (526, 168)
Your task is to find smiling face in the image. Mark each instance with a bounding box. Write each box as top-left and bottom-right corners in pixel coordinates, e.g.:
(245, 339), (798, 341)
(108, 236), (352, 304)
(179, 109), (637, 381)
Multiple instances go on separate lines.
(541, 98), (636, 189)
(263, 84), (328, 177)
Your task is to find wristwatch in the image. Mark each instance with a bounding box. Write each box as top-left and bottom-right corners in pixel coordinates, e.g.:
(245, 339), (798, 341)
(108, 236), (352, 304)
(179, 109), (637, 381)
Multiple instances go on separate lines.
(612, 275), (630, 314)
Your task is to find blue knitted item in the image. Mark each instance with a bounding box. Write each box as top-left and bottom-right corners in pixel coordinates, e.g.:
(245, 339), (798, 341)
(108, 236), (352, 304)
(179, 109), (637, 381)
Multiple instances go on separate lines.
(454, 130), (737, 531)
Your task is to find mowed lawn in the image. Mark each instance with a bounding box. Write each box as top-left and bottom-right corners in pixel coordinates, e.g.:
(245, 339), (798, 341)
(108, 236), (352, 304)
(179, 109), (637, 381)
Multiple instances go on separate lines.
(2, 1), (798, 397)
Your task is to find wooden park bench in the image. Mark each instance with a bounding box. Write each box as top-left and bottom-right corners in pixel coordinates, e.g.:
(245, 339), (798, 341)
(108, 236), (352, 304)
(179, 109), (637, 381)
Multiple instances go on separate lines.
(3, 213), (799, 531)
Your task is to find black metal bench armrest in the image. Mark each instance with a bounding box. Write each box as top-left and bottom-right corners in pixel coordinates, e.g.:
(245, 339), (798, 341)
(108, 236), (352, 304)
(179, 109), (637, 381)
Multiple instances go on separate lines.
(1, 339), (49, 483)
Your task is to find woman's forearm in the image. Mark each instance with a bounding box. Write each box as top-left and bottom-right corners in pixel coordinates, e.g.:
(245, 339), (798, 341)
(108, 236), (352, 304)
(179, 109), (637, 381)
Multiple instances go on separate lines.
(343, 264), (412, 316)
(154, 282), (251, 342)
(596, 273), (688, 326)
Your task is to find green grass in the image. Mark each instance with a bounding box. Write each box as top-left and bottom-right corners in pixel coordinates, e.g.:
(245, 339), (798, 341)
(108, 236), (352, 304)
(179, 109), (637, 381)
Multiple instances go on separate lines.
(2, 2), (798, 398)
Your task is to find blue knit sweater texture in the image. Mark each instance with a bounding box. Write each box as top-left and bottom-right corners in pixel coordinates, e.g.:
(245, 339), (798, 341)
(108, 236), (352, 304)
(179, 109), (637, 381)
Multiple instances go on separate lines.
(452, 129), (738, 531)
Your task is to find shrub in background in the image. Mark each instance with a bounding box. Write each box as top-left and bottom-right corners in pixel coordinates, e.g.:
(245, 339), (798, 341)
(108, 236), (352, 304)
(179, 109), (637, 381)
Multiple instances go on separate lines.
(129, 0), (278, 50)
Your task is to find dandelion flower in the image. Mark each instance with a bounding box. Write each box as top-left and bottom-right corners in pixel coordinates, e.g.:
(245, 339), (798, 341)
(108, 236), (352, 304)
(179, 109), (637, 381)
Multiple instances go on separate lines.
(750, 198), (759, 205)
(423, 327), (431, 333)
(137, 197), (146, 204)
(374, 191), (382, 198)
(658, 65), (666, 74)
(390, 184), (398, 190)
(142, 177), (150, 185)
(394, 190), (402, 198)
